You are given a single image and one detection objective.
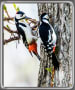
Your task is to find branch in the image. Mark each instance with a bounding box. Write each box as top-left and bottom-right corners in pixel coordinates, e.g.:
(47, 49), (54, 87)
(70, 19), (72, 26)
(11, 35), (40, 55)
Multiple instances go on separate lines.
(4, 5), (10, 18)
(4, 36), (20, 45)
(4, 17), (14, 21)
(32, 22), (40, 30)
(32, 24), (38, 30)
(5, 10), (10, 18)
(28, 19), (38, 24)
(4, 17), (39, 24)
(4, 26), (18, 34)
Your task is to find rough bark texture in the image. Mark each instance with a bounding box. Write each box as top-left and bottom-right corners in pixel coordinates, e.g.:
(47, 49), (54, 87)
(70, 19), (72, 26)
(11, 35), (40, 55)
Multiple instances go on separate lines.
(38, 3), (73, 87)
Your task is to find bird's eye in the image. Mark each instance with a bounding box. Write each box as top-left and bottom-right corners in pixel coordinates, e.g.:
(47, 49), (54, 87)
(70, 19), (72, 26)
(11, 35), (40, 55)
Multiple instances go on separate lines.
(20, 14), (23, 17)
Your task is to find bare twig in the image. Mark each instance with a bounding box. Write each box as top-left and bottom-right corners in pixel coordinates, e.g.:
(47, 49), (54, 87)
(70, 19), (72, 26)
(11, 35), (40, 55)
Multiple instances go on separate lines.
(4, 17), (14, 21)
(5, 10), (10, 18)
(4, 17), (39, 24)
(32, 24), (38, 30)
(28, 19), (39, 24)
(4, 26), (18, 34)
(4, 36), (20, 45)
(32, 22), (40, 30)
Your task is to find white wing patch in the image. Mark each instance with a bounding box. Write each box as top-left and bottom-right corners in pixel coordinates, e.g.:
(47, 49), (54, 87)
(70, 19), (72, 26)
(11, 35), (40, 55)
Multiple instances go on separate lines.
(49, 24), (57, 46)
(48, 30), (52, 42)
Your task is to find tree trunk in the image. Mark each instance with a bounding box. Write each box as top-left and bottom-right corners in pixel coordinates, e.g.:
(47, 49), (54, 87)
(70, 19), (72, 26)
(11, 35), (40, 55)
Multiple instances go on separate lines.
(37, 3), (73, 87)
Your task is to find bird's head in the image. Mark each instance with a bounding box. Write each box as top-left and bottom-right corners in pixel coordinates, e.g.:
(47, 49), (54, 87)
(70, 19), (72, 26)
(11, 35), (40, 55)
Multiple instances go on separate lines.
(15, 11), (31, 20)
(40, 13), (49, 23)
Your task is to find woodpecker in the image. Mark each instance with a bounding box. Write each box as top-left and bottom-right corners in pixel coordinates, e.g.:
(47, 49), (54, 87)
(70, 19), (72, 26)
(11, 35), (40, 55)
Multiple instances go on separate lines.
(15, 11), (38, 45)
(15, 11), (40, 59)
(39, 13), (59, 70)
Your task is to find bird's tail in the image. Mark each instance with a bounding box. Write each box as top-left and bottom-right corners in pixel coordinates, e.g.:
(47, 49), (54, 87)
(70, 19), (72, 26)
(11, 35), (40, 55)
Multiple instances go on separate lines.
(52, 52), (59, 70)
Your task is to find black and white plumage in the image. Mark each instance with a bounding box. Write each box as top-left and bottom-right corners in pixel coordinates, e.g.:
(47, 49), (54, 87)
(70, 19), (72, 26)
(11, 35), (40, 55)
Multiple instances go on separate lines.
(39, 13), (59, 70)
(15, 11), (37, 45)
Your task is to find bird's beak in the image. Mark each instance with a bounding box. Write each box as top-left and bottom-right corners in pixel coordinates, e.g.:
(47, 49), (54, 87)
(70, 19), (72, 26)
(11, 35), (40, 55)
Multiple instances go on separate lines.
(24, 16), (32, 20)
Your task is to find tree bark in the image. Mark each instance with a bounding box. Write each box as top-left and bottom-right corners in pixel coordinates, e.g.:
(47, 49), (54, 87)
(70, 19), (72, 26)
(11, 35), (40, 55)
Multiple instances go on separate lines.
(37, 3), (72, 87)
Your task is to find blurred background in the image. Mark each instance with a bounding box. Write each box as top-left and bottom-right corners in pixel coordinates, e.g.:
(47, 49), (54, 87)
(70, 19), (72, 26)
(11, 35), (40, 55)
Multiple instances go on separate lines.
(4, 3), (40, 87)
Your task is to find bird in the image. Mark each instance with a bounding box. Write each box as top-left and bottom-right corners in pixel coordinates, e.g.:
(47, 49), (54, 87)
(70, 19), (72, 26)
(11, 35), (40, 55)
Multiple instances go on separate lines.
(15, 11), (38, 44)
(15, 11), (40, 59)
(39, 13), (59, 70)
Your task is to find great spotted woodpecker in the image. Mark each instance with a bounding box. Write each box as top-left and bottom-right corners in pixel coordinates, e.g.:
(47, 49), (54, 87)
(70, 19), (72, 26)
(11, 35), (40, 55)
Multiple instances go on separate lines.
(15, 11), (40, 59)
(15, 11), (38, 44)
(39, 13), (59, 70)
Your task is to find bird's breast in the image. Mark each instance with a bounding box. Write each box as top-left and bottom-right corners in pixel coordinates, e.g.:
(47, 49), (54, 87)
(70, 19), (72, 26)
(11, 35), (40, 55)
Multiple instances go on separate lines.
(19, 24), (33, 44)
